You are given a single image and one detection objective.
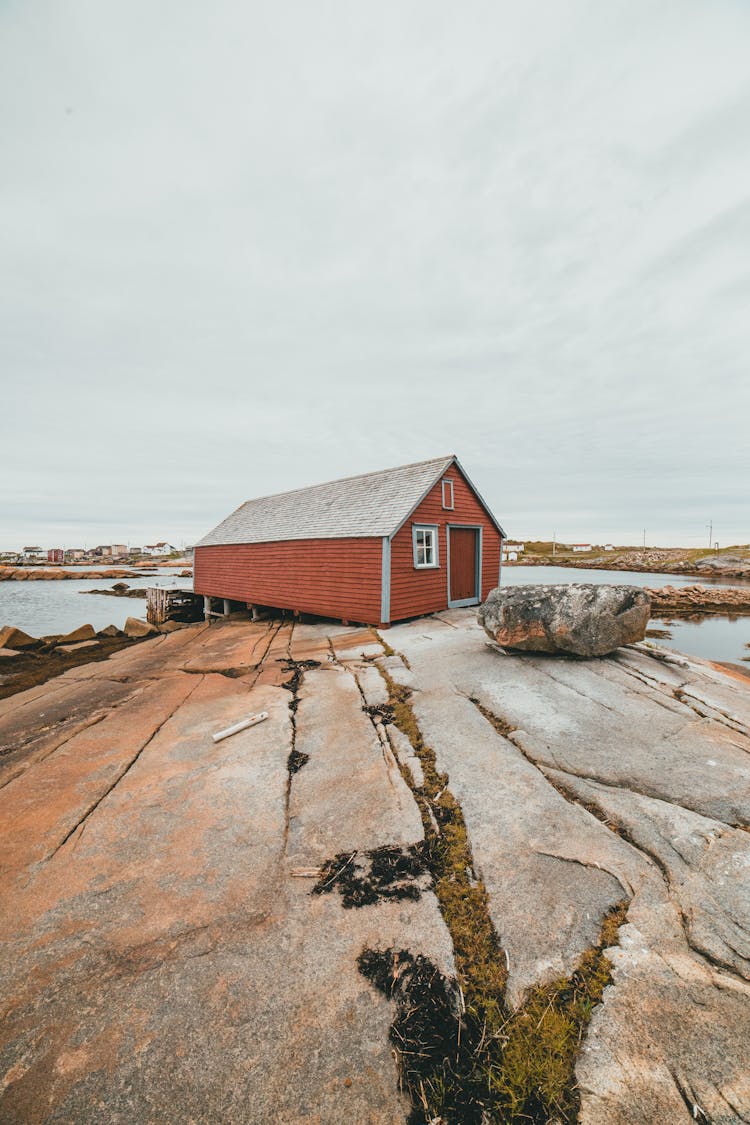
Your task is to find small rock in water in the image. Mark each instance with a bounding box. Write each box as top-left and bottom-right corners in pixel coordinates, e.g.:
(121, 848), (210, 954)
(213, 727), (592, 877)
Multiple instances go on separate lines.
(478, 583), (651, 656)
(98, 624), (122, 637)
(57, 623), (96, 645)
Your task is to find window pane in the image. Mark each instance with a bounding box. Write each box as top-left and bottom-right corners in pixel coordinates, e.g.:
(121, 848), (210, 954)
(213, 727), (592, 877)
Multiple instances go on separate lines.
(415, 527), (437, 566)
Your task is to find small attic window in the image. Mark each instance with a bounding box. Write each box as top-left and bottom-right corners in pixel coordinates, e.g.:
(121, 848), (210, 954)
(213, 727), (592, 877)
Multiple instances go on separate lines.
(412, 525), (439, 569)
(442, 479), (454, 510)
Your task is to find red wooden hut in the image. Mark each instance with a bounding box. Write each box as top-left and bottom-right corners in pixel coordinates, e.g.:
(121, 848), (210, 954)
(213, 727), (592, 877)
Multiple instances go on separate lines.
(193, 455), (505, 627)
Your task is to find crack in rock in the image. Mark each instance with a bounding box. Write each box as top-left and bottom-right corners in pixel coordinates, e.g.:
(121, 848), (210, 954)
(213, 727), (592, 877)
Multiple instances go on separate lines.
(42, 675), (205, 863)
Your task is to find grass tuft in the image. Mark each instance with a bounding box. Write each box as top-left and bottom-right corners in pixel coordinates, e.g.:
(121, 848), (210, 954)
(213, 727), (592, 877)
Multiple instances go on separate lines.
(371, 664), (629, 1123)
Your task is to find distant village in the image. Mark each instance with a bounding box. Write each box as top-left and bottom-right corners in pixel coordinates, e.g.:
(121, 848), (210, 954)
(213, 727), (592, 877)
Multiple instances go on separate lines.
(4, 539), (614, 567)
(0, 542), (192, 566)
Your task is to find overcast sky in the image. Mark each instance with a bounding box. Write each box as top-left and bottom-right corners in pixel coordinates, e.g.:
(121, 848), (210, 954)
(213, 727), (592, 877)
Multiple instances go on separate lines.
(2, 1), (749, 550)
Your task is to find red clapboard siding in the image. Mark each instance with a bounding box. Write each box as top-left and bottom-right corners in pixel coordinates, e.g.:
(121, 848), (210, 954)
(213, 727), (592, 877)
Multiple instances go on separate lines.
(389, 466), (501, 621)
(194, 538), (382, 623)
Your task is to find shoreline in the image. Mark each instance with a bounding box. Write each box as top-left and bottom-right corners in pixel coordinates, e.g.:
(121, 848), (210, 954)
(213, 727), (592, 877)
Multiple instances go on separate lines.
(0, 565), (192, 582)
(0, 632), (150, 701)
(1, 606), (748, 703)
(1, 566), (152, 582)
(505, 553), (750, 580)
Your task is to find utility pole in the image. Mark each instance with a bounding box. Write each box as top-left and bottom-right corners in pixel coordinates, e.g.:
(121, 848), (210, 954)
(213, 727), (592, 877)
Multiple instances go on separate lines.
(708, 520), (712, 550)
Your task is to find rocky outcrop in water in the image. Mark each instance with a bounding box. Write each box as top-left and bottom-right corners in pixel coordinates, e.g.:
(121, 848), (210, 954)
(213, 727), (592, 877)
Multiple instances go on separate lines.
(646, 583), (750, 617)
(0, 567), (145, 582)
(507, 548), (750, 579)
(79, 583), (147, 599)
(692, 554), (750, 578)
(478, 583), (651, 656)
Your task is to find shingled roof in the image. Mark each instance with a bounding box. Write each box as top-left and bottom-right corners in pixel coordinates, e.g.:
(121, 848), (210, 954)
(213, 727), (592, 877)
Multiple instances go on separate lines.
(197, 455), (503, 546)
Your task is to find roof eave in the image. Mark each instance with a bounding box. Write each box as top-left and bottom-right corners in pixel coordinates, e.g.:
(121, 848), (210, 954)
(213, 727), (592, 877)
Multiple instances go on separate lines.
(452, 457), (506, 538)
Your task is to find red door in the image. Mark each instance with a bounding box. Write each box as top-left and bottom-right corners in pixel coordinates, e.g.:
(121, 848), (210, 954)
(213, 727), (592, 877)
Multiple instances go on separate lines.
(449, 528), (478, 603)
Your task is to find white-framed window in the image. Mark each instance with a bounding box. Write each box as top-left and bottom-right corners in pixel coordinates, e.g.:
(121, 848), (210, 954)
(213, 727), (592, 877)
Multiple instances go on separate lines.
(441, 479), (454, 510)
(412, 524), (439, 568)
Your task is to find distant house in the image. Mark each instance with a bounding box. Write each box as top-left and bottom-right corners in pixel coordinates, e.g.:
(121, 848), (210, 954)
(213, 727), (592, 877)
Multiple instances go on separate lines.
(110, 544), (128, 557)
(22, 547), (44, 560)
(571, 544), (592, 553)
(502, 542), (524, 561)
(67, 549), (85, 561)
(194, 455), (505, 626)
(47, 549), (65, 564)
(603, 544), (615, 552)
(143, 542), (177, 557)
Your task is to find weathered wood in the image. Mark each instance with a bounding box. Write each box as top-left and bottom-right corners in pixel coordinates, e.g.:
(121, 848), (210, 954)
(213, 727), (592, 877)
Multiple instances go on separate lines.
(147, 587), (202, 625)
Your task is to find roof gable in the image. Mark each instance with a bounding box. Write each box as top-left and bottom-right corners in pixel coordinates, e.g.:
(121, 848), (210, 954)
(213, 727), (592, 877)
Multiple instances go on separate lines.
(389, 457), (506, 540)
(197, 456), (464, 547)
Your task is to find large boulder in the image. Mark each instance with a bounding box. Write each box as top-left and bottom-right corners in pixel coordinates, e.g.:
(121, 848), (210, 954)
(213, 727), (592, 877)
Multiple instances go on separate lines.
(0, 625), (39, 649)
(694, 554), (743, 568)
(124, 616), (159, 638)
(478, 583), (651, 656)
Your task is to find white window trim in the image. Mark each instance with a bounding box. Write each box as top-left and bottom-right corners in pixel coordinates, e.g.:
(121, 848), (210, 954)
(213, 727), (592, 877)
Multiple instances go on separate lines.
(441, 479), (455, 510)
(412, 524), (439, 569)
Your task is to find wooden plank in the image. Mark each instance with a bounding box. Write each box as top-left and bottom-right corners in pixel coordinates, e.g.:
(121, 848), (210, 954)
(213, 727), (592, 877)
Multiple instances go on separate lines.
(193, 538), (382, 622)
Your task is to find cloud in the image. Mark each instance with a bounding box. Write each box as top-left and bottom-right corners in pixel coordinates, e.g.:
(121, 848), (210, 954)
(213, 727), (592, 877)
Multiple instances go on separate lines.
(1, 0), (749, 548)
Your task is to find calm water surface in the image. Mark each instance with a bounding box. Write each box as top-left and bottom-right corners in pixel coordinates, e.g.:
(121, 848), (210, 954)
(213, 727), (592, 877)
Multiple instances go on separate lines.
(503, 566), (750, 667)
(0, 573), (193, 636)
